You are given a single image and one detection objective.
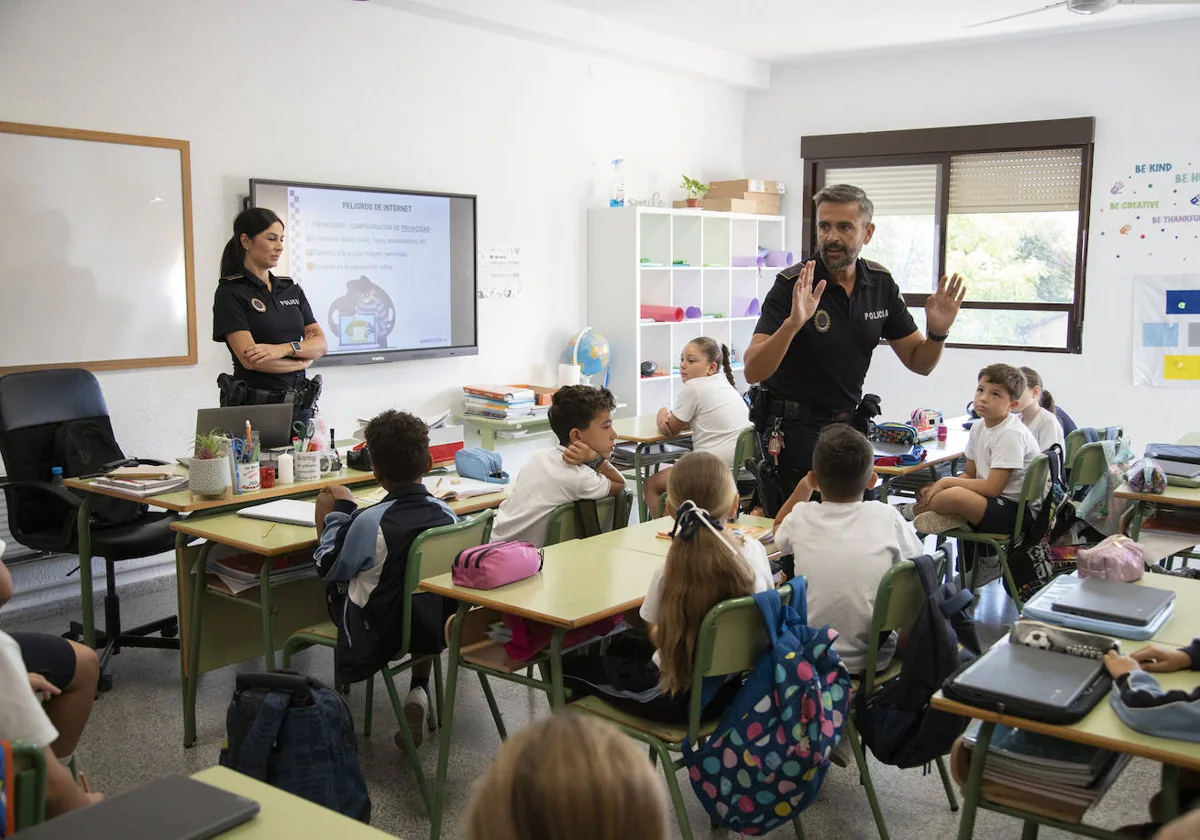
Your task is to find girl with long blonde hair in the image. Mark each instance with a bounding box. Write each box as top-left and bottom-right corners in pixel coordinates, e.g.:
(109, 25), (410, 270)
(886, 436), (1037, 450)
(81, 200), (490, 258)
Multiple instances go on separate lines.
(561, 452), (775, 722)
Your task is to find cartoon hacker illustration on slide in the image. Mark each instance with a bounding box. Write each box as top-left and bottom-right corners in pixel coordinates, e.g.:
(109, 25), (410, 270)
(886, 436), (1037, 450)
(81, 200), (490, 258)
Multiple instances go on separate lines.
(327, 275), (396, 350)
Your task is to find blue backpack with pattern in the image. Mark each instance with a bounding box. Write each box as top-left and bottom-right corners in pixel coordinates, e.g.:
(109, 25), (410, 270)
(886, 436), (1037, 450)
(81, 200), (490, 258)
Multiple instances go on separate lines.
(682, 581), (850, 834)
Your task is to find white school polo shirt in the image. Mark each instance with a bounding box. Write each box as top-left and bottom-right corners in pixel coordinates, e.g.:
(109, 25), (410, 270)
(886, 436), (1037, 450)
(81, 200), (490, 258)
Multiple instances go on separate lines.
(490, 446), (612, 548)
(673, 375), (749, 467)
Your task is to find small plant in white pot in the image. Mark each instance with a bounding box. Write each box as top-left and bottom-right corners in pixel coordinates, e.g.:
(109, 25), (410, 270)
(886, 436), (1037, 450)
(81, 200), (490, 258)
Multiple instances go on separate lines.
(189, 430), (230, 497)
(680, 175), (710, 207)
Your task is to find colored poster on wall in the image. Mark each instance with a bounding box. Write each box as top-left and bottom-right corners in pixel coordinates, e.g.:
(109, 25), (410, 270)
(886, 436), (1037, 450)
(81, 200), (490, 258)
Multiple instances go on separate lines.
(1097, 159), (1200, 263)
(1133, 274), (1200, 387)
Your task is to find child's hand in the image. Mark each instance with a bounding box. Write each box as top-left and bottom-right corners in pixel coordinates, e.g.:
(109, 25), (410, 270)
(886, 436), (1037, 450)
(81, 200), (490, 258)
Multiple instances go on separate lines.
(562, 441), (598, 466)
(1103, 650), (1140, 679)
(321, 485), (356, 503)
(656, 407), (672, 435)
(28, 673), (60, 702)
(917, 480), (944, 505)
(799, 471), (819, 493)
(1130, 643), (1193, 673)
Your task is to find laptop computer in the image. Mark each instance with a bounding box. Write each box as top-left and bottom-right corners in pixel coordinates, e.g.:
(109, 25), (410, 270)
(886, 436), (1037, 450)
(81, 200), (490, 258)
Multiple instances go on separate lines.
(1051, 577), (1176, 627)
(949, 641), (1104, 712)
(1156, 458), (1200, 480)
(196, 404), (294, 450)
(16, 774), (259, 840)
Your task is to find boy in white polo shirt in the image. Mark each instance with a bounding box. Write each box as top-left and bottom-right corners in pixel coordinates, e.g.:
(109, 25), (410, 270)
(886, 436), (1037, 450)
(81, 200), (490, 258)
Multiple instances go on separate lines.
(911, 364), (1042, 535)
(490, 385), (626, 547)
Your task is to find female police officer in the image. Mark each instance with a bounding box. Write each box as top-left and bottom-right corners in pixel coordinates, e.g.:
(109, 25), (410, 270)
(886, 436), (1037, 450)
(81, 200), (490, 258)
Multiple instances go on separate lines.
(212, 208), (328, 423)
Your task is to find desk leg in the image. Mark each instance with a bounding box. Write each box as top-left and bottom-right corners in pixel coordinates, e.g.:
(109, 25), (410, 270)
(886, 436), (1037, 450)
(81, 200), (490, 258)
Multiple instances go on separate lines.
(878, 476), (891, 504)
(1161, 763), (1181, 822)
(183, 541), (213, 748)
(957, 720), (994, 840)
(77, 498), (96, 648)
(430, 602), (468, 840)
(634, 444), (648, 522)
(259, 560), (276, 671)
(549, 628), (567, 709)
(1129, 501), (1146, 541)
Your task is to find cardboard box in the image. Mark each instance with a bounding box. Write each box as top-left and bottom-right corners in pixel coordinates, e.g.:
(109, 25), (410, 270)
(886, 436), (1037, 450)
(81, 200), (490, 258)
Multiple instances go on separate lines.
(510, 384), (556, 406)
(705, 188), (779, 203)
(673, 198), (757, 213)
(708, 179), (785, 195)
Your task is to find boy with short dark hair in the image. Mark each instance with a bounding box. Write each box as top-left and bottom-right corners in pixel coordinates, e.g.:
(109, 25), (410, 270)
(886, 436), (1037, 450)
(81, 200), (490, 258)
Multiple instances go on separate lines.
(772, 424), (923, 677)
(491, 385), (625, 547)
(910, 363), (1041, 535)
(314, 409), (455, 748)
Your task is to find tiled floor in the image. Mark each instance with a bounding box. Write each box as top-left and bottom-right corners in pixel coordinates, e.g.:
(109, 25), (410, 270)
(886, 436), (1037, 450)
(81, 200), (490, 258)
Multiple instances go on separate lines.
(0, 579), (1171, 839)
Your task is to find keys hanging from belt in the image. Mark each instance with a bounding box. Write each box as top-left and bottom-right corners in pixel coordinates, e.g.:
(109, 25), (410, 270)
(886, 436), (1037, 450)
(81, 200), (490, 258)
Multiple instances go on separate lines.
(767, 418), (784, 464)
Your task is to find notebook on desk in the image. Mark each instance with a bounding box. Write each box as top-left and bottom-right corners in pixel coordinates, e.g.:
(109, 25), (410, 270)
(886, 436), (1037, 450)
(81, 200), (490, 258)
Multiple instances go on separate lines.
(1050, 578), (1175, 627)
(237, 499), (318, 527)
(1156, 458), (1200, 480)
(16, 774), (259, 840)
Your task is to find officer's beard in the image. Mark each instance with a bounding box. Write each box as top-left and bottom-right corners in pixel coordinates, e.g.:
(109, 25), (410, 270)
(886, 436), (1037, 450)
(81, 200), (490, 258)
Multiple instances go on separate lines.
(818, 241), (860, 271)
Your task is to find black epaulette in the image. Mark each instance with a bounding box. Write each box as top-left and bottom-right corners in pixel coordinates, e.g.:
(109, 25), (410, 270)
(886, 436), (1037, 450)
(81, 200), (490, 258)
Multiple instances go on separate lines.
(274, 275), (293, 283)
(219, 274), (243, 282)
(862, 258), (894, 277)
(777, 262), (805, 281)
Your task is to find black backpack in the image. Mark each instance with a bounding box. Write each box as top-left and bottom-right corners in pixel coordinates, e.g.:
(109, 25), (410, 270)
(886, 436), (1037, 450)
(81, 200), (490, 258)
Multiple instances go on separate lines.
(220, 672), (371, 823)
(1007, 443), (1073, 600)
(854, 554), (981, 768)
(54, 419), (145, 528)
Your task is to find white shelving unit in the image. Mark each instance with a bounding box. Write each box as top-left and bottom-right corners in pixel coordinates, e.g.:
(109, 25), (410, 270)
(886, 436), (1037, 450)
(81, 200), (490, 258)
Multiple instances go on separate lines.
(587, 206), (787, 416)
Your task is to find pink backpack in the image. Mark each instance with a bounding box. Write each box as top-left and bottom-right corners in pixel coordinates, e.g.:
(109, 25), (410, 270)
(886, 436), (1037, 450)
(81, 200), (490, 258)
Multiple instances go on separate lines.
(1076, 535), (1146, 582)
(452, 541), (542, 590)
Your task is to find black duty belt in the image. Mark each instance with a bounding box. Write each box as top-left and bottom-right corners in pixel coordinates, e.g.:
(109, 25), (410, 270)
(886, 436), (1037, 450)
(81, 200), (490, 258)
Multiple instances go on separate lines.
(767, 399), (853, 424)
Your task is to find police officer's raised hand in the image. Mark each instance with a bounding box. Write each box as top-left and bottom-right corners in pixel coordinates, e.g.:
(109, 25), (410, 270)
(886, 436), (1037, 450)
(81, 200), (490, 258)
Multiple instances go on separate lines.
(925, 273), (966, 336)
(783, 261), (826, 331)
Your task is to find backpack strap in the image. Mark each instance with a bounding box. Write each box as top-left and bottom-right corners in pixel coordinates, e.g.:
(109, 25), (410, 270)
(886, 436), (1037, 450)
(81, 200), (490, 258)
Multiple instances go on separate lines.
(574, 499), (604, 538)
(1105, 426), (1119, 442)
(913, 553), (940, 597)
(234, 690), (291, 782)
(1081, 427), (1099, 444)
(753, 587), (786, 645)
(611, 491), (631, 531)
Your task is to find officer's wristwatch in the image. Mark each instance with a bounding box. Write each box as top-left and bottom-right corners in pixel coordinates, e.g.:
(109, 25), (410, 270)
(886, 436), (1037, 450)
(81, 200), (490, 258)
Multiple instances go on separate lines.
(289, 340), (303, 355)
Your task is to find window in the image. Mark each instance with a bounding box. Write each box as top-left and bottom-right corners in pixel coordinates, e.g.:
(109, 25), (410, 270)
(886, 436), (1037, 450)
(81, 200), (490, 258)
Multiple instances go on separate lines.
(802, 119), (1094, 353)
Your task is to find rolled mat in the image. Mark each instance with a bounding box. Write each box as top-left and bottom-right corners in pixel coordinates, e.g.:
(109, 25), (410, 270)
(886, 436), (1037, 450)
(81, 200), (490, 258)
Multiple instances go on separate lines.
(763, 250), (793, 267)
(641, 304), (684, 322)
(731, 297), (761, 318)
(684, 306), (702, 319)
(731, 255), (765, 268)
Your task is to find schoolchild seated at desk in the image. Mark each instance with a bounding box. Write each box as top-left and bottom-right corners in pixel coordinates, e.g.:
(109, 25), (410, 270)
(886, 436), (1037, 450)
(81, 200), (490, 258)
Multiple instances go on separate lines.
(490, 385), (625, 547)
(314, 409), (457, 748)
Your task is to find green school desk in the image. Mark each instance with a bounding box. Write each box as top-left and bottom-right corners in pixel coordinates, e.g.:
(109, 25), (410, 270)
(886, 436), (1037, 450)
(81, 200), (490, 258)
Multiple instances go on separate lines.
(169, 485), (509, 748)
(192, 766), (397, 838)
(612, 414), (692, 521)
(589, 513), (775, 557)
(420, 539), (663, 840)
(1130, 573), (1200, 648)
(874, 422), (971, 502)
(933, 660), (1200, 840)
(453, 412), (553, 449)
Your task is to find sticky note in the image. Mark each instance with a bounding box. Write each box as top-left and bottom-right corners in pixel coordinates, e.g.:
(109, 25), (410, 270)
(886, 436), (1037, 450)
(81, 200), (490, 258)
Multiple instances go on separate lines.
(1165, 290), (1200, 315)
(1143, 323), (1179, 347)
(1163, 355), (1200, 380)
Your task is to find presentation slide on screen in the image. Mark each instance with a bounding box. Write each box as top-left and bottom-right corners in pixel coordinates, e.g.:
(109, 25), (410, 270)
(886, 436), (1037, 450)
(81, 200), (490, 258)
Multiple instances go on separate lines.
(282, 186), (453, 353)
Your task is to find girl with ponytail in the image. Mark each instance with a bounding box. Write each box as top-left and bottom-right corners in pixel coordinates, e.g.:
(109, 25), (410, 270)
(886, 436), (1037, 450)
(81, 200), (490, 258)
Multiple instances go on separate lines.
(643, 337), (750, 515)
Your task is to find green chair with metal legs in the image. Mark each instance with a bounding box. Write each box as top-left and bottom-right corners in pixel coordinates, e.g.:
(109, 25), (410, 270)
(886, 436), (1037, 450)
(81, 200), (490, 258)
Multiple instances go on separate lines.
(1064, 426), (1123, 487)
(568, 585), (808, 840)
(281, 509), (494, 818)
(1, 740), (47, 831)
(732, 426), (760, 511)
(931, 454), (1050, 611)
(841, 550), (959, 840)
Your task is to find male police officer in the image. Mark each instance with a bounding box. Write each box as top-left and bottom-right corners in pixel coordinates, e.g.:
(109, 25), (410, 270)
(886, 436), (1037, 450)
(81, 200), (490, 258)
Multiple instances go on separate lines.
(743, 183), (965, 513)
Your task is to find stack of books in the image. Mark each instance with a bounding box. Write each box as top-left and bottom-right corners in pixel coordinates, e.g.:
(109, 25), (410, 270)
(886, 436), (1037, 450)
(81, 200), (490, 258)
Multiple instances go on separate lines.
(462, 384), (543, 420)
(956, 721), (1129, 821)
(206, 552), (317, 596)
(92, 466), (187, 497)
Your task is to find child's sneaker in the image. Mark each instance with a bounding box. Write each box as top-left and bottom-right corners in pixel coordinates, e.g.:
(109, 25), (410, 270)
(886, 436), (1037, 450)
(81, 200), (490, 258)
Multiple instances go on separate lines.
(395, 686), (429, 750)
(896, 502), (917, 522)
(914, 511), (969, 534)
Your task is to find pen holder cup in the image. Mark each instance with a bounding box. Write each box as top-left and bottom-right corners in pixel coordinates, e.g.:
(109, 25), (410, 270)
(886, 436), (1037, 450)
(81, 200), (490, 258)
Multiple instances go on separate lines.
(238, 461), (261, 493)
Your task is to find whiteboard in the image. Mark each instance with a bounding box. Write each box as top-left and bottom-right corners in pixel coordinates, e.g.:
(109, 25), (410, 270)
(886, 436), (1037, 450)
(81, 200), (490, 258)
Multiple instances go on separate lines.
(0, 123), (196, 372)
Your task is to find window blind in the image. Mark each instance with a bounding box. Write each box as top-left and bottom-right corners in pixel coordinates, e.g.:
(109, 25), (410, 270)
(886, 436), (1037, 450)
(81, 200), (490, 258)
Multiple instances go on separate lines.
(823, 164), (938, 216)
(949, 148), (1083, 214)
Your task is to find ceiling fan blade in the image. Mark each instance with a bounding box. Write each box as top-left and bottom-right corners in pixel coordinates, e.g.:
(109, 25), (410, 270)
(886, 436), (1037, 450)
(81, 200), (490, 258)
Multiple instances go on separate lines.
(966, 1), (1069, 27)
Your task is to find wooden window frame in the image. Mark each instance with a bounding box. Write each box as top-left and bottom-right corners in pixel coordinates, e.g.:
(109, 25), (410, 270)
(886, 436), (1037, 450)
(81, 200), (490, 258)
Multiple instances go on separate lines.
(800, 118), (1095, 354)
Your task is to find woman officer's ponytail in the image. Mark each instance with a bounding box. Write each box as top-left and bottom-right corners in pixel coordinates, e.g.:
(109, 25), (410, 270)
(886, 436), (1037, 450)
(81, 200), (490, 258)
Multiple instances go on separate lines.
(220, 208), (283, 278)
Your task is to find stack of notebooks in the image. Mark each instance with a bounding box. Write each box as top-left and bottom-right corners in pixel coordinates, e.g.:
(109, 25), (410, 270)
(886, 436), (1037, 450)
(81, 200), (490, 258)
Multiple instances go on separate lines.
(462, 385), (548, 420)
(91, 465), (187, 497)
(206, 551), (317, 596)
(954, 721), (1129, 822)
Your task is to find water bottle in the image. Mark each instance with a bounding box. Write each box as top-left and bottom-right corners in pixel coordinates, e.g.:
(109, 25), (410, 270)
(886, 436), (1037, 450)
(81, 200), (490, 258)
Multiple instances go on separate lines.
(51, 466), (65, 486)
(609, 158), (625, 208)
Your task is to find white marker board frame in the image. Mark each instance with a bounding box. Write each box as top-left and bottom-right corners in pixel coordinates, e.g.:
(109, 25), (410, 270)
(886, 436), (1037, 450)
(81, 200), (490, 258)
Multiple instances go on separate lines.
(0, 122), (197, 374)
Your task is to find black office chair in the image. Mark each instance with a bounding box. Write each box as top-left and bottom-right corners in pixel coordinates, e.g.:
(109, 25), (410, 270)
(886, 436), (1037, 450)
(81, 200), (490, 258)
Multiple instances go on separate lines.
(0, 369), (183, 691)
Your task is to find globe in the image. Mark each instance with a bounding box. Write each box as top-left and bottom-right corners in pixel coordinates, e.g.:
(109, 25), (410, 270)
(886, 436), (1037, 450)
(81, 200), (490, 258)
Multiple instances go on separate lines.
(564, 328), (610, 377)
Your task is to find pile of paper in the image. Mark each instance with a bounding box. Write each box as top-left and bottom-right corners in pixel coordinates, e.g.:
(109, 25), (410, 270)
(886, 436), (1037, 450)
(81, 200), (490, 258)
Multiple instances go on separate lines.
(206, 552), (317, 595)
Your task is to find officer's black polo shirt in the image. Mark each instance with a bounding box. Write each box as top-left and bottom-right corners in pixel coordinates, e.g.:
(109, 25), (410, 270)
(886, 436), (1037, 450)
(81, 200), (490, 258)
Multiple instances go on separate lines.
(753, 256), (917, 413)
(212, 271), (317, 390)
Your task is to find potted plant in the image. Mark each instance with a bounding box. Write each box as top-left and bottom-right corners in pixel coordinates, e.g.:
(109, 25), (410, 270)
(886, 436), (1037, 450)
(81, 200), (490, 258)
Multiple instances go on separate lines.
(189, 430), (231, 497)
(680, 175), (710, 207)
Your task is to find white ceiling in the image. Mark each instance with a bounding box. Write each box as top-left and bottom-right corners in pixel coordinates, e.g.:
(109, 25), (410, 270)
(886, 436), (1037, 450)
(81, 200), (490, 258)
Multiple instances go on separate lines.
(546, 0), (1200, 61)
